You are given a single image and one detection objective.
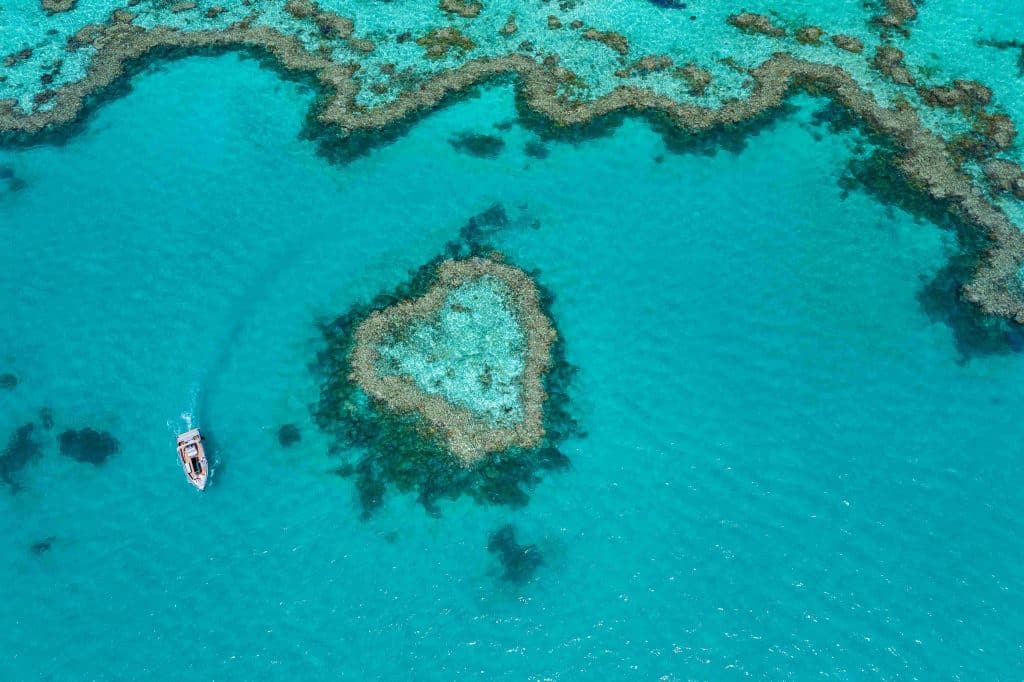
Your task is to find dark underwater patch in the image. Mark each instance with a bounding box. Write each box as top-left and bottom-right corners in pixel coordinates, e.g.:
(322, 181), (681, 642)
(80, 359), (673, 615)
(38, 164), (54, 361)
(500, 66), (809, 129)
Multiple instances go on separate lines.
(312, 205), (578, 520)
(39, 407), (54, 430)
(524, 139), (549, 159)
(277, 423), (301, 447)
(449, 131), (506, 158)
(487, 524), (543, 583)
(0, 165), (27, 193)
(30, 536), (56, 555)
(1, 423), (41, 493)
(648, 0), (687, 8)
(0, 373), (17, 390)
(58, 428), (119, 465)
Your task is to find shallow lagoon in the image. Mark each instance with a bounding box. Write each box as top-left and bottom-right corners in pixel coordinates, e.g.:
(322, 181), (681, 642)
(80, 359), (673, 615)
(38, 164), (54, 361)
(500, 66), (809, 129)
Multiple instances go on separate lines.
(1, 52), (1023, 678)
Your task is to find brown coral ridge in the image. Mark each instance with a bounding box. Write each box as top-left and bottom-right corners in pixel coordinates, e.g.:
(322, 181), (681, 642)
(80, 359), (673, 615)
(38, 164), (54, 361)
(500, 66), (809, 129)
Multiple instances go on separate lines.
(918, 80), (991, 109)
(871, 46), (915, 86)
(830, 34), (864, 54)
(350, 256), (556, 465)
(677, 63), (712, 96)
(439, 0), (482, 19)
(42, 0), (76, 14)
(984, 160), (1024, 200)
(873, 0), (918, 35)
(795, 26), (825, 45)
(283, 1), (376, 53)
(614, 55), (673, 79)
(727, 13), (786, 38)
(581, 28), (629, 56)
(1, 20), (1024, 323)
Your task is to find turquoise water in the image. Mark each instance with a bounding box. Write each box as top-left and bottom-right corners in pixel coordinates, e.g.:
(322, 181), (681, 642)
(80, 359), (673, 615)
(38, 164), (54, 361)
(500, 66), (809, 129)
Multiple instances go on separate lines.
(2, 39), (1024, 682)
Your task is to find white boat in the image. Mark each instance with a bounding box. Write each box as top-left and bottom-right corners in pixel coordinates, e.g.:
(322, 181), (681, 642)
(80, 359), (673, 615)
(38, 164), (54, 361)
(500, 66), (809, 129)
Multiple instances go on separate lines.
(177, 428), (208, 491)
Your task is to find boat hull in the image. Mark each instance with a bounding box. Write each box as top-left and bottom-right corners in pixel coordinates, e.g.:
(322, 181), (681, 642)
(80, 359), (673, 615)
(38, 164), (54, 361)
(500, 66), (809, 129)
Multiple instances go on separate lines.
(177, 428), (209, 491)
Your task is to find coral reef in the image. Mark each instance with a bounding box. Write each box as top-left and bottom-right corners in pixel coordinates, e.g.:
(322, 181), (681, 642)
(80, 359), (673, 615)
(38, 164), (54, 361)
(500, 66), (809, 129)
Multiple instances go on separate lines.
(0, 373), (17, 390)
(1, 423), (41, 493)
(581, 29), (630, 56)
(349, 256), (555, 464)
(871, 46), (915, 86)
(487, 524), (543, 583)
(873, 0), (918, 35)
(796, 26), (825, 46)
(58, 428), (119, 465)
(831, 34), (864, 54)
(499, 15), (517, 37)
(918, 80), (991, 109)
(439, 0), (482, 20)
(985, 160), (1024, 200)
(314, 208), (577, 518)
(0, 7), (1022, 326)
(416, 27), (476, 59)
(41, 0), (76, 14)
(677, 63), (712, 96)
(727, 13), (786, 38)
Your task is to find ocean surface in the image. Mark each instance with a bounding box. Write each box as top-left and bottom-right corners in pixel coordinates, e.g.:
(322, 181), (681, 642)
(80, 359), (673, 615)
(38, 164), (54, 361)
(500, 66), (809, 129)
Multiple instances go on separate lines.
(2, 9), (1024, 679)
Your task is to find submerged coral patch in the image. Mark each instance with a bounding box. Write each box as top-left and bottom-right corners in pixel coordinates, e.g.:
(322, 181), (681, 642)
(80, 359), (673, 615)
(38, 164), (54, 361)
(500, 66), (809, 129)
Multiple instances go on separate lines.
(314, 224), (576, 518)
(278, 424), (302, 447)
(487, 523), (543, 583)
(38, 407), (54, 430)
(1, 423), (41, 493)
(0, 373), (17, 390)
(58, 428), (119, 465)
(449, 131), (505, 158)
(30, 536), (56, 555)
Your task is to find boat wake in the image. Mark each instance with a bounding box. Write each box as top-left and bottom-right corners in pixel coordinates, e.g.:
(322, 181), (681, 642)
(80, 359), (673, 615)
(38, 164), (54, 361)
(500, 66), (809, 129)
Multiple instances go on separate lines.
(170, 380), (201, 436)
